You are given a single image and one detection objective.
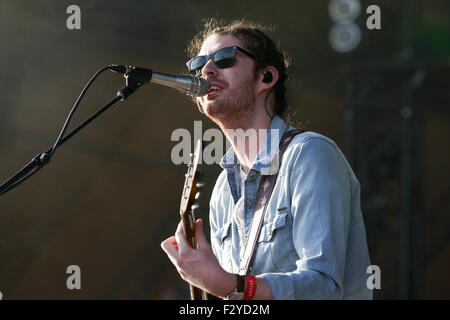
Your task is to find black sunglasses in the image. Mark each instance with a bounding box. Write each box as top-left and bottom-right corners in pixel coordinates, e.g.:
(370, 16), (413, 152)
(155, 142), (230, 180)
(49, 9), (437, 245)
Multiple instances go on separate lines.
(186, 46), (255, 76)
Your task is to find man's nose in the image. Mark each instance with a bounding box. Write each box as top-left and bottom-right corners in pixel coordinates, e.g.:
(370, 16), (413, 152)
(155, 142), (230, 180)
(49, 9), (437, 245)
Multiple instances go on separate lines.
(201, 58), (218, 78)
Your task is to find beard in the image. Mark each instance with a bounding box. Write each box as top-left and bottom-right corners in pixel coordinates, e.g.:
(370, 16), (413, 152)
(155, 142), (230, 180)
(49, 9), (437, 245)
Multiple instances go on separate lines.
(200, 76), (257, 129)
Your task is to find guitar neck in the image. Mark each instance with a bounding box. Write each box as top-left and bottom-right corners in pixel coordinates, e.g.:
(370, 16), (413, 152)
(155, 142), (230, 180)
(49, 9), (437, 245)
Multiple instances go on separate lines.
(178, 139), (213, 300)
(180, 209), (207, 300)
(190, 284), (208, 300)
(180, 209), (197, 249)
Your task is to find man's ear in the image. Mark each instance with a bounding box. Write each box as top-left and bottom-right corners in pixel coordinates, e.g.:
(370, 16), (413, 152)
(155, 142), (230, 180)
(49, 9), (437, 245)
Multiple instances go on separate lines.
(256, 66), (279, 94)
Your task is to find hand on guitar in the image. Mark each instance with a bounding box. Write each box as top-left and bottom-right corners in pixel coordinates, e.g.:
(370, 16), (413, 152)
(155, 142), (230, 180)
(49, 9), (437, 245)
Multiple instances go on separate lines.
(161, 218), (236, 298)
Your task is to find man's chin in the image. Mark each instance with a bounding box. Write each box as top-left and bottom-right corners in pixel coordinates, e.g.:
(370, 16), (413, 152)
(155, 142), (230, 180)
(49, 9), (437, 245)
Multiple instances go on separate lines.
(203, 102), (228, 118)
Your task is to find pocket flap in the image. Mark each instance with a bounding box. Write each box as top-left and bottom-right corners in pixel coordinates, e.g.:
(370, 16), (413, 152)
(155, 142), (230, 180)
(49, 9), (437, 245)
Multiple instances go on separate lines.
(258, 211), (288, 243)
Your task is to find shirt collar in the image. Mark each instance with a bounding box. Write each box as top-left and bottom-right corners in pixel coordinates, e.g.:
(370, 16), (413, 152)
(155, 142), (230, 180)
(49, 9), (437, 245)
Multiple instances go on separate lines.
(219, 115), (289, 176)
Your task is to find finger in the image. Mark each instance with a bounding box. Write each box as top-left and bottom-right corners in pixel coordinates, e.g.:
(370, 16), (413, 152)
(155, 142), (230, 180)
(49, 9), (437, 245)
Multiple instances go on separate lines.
(195, 219), (209, 249)
(163, 235), (179, 250)
(161, 237), (183, 270)
(175, 220), (190, 254)
(161, 236), (180, 259)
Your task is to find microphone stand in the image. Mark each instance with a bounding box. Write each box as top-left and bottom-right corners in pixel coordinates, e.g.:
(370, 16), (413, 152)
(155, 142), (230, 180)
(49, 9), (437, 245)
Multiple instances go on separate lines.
(0, 73), (142, 196)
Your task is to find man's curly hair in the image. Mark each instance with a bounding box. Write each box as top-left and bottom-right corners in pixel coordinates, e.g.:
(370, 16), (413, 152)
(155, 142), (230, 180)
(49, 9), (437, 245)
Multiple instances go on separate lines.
(187, 18), (290, 118)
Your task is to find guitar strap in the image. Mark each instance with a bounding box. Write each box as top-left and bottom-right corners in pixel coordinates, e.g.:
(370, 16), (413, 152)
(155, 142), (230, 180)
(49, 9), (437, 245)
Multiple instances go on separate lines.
(238, 129), (304, 276)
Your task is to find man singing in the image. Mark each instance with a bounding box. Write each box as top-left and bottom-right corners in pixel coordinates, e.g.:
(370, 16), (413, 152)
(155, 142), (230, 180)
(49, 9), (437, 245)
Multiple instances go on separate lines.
(161, 19), (372, 300)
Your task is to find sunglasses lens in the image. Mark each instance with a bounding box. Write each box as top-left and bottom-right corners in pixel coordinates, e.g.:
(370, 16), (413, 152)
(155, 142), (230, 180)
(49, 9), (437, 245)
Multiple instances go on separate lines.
(188, 56), (206, 75)
(186, 47), (239, 75)
(213, 47), (236, 68)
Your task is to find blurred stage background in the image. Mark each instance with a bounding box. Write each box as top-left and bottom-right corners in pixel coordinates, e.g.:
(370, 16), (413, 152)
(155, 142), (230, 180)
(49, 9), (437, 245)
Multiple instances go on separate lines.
(0, 0), (448, 299)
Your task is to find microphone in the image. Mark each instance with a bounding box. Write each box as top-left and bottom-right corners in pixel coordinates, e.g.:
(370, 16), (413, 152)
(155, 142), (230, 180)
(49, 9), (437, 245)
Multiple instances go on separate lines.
(108, 65), (210, 97)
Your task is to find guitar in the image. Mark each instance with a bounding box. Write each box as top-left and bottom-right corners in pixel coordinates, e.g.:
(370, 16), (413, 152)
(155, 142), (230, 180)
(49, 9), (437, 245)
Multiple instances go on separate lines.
(179, 139), (208, 300)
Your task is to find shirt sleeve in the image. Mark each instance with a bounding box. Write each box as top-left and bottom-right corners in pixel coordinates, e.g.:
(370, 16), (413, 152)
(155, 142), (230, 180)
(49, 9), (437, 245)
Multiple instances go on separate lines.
(261, 137), (352, 299)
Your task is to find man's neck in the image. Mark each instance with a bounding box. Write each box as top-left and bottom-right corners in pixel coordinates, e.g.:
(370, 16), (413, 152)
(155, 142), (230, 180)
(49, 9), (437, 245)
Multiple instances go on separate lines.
(219, 113), (272, 174)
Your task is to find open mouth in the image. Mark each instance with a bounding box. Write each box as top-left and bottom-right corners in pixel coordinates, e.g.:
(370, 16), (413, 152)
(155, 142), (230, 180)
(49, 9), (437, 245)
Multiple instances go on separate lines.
(208, 85), (222, 93)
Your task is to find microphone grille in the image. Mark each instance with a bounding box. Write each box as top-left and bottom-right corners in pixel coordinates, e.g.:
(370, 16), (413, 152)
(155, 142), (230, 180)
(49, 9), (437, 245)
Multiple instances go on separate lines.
(195, 77), (210, 97)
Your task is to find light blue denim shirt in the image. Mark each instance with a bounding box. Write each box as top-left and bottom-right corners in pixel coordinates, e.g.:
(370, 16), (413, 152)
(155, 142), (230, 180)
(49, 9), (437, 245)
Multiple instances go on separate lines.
(209, 116), (372, 299)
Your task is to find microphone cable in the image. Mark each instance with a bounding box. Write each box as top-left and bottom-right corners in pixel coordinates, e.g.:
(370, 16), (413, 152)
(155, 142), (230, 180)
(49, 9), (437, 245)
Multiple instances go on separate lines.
(0, 65), (113, 196)
(49, 65), (112, 158)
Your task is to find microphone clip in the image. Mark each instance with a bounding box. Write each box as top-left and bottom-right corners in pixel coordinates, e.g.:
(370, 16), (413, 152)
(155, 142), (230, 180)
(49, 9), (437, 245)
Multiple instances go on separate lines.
(115, 66), (153, 100)
(124, 67), (153, 87)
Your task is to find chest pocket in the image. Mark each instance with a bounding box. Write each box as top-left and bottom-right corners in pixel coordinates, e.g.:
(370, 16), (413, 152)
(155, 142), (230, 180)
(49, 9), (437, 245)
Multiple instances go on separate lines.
(257, 211), (288, 243)
(254, 208), (296, 273)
